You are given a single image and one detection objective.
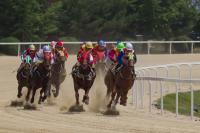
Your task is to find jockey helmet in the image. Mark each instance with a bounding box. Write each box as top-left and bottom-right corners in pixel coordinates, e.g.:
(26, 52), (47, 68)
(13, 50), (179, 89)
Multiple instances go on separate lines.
(98, 40), (105, 47)
(56, 41), (63, 48)
(29, 44), (36, 51)
(125, 42), (133, 51)
(116, 42), (125, 51)
(50, 41), (56, 48)
(85, 41), (93, 49)
(43, 45), (51, 53)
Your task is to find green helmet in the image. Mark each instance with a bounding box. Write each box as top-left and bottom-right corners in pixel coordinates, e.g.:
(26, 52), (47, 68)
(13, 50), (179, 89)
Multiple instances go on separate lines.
(116, 42), (125, 51)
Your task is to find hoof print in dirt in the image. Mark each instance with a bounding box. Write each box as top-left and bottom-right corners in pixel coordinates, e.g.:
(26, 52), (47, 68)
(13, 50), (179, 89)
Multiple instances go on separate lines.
(68, 105), (85, 112)
(103, 109), (120, 116)
(10, 100), (23, 107)
(24, 103), (37, 110)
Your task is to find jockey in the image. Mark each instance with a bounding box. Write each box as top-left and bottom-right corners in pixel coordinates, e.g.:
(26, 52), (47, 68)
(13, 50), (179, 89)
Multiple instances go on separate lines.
(50, 41), (56, 49)
(20, 44), (36, 61)
(109, 42), (124, 64)
(93, 40), (108, 63)
(112, 42), (137, 74)
(54, 41), (69, 60)
(77, 41), (96, 68)
(33, 45), (55, 65)
(17, 44), (36, 73)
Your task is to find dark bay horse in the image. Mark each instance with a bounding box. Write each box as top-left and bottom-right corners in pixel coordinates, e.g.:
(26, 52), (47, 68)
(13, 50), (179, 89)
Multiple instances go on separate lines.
(105, 54), (136, 108)
(50, 50), (66, 97)
(25, 52), (52, 104)
(17, 55), (32, 98)
(72, 52), (96, 105)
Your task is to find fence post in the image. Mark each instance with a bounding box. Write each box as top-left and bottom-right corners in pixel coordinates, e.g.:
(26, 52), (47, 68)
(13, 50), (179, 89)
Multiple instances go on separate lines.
(169, 42), (172, 54)
(176, 83), (179, 117)
(17, 43), (21, 57)
(191, 85), (194, 120)
(160, 81), (164, 115)
(147, 42), (151, 54)
(148, 81), (152, 112)
(191, 42), (194, 54)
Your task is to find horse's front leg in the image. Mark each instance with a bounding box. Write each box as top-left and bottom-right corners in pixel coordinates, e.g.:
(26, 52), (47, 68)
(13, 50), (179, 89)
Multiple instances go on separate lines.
(107, 90), (116, 108)
(30, 88), (37, 104)
(53, 83), (60, 98)
(17, 84), (23, 98)
(120, 90), (128, 106)
(82, 88), (90, 105)
(114, 91), (120, 106)
(25, 87), (31, 102)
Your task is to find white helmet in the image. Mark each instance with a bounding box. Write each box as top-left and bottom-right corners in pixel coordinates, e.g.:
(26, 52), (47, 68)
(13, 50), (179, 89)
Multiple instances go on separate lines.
(29, 44), (36, 51)
(43, 45), (51, 52)
(125, 42), (133, 51)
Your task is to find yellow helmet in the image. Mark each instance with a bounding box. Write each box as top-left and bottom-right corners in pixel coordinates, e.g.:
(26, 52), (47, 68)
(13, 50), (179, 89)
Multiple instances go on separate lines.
(85, 41), (93, 49)
(29, 44), (36, 51)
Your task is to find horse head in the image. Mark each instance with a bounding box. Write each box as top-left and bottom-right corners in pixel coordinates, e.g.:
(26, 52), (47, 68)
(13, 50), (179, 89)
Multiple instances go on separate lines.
(22, 55), (31, 75)
(43, 52), (52, 71)
(55, 50), (66, 63)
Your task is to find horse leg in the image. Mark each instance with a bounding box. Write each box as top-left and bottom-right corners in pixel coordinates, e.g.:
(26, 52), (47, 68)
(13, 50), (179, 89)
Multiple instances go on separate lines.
(120, 90), (128, 106)
(38, 88), (44, 104)
(30, 88), (37, 104)
(114, 92), (120, 106)
(25, 87), (31, 102)
(107, 90), (116, 108)
(82, 89), (90, 105)
(17, 84), (23, 98)
(75, 89), (79, 105)
(53, 83), (60, 98)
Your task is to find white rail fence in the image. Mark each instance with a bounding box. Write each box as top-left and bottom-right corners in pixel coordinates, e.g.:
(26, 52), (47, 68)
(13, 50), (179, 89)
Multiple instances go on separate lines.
(1, 41), (200, 55)
(134, 62), (200, 119)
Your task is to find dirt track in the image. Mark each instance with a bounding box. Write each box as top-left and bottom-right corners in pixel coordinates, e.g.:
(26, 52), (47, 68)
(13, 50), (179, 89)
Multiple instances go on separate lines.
(1, 54), (200, 133)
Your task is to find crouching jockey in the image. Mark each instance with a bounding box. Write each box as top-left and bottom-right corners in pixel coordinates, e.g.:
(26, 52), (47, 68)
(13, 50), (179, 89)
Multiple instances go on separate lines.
(93, 40), (108, 63)
(112, 42), (137, 76)
(17, 44), (36, 73)
(72, 41), (96, 79)
(54, 41), (69, 60)
(31, 45), (54, 75)
(108, 41), (124, 65)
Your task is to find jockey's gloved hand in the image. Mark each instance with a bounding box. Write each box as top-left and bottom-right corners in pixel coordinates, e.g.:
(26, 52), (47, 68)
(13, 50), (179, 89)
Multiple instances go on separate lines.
(76, 62), (80, 66)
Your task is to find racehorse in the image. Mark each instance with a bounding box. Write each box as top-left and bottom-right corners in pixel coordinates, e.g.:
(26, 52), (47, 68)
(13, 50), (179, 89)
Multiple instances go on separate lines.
(95, 50), (108, 76)
(50, 50), (66, 97)
(105, 54), (136, 108)
(72, 52), (96, 105)
(16, 55), (32, 99)
(25, 52), (52, 104)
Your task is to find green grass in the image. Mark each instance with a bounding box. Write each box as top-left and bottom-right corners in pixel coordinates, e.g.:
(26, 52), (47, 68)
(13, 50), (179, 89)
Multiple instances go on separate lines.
(156, 91), (200, 117)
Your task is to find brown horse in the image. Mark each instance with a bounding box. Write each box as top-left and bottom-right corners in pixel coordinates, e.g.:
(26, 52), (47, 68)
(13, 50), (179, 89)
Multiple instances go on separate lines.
(105, 55), (136, 108)
(16, 55), (32, 98)
(50, 50), (66, 97)
(72, 54), (96, 105)
(25, 52), (52, 104)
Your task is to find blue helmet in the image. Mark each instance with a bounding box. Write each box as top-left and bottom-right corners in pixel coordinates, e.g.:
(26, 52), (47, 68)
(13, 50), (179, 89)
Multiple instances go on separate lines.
(98, 40), (105, 47)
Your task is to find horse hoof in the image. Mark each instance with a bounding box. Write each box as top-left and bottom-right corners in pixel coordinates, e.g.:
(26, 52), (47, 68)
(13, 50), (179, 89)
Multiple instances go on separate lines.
(10, 100), (23, 107)
(24, 103), (37, 110)
(17, 94), (22, 98)
(103, 108), (120, 116)
(68, 104), (85, 112)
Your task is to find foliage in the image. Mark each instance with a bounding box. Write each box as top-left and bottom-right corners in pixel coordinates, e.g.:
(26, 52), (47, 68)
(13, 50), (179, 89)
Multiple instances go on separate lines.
(0, 37), (19, 55)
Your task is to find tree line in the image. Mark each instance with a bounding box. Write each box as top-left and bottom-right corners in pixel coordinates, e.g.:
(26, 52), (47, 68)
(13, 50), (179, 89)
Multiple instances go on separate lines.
(0, 0), (200, 42)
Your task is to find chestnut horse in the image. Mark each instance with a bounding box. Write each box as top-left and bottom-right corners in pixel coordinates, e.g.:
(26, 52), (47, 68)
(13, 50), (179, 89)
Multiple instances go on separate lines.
(105, 54), (136, 108)
(25, 52), (52, 104)
(72, 51), (96, 105)
(17, 55), (32, 98)
(50, 50), (66, 97)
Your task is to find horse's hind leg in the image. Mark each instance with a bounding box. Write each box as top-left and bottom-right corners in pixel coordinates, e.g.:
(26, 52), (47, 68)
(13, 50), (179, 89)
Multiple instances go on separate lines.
(17, 84), (23, 98)
(38, 88), (44, 104)
(114, 92), (120, 106)
(30, 88), (37, 104)
(120, 90), (128, 106)
(82, 89), (90, 105)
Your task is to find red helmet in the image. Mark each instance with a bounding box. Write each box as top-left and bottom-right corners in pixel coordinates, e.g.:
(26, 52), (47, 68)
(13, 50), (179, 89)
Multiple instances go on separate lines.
(56, 41), (63, 47)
